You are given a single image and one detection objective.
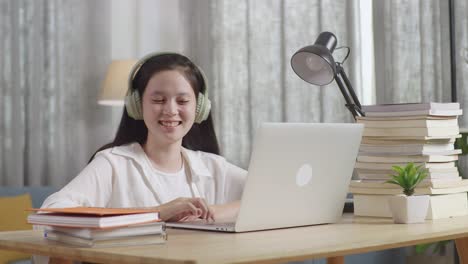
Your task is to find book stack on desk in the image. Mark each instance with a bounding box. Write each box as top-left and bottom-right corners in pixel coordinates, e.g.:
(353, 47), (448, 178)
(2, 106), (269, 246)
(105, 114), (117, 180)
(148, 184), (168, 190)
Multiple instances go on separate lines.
(27, 207), (166, 247)
(349, 102), (468, 219)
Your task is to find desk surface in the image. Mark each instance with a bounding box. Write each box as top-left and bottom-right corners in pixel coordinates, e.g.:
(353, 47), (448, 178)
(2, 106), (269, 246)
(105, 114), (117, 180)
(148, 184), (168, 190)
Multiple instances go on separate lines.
(2, 214), (468, 264)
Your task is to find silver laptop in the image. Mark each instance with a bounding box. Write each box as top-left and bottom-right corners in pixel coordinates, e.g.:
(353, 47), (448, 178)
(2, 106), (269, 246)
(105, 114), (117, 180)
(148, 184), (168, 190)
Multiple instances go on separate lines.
(167, 122), (363, 232)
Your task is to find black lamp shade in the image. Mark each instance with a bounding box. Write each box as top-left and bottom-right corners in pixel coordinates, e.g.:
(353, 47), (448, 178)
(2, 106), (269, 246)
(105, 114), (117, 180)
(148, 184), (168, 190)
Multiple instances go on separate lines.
(290, 31), (363, 118)
(290, 32), (338, 86)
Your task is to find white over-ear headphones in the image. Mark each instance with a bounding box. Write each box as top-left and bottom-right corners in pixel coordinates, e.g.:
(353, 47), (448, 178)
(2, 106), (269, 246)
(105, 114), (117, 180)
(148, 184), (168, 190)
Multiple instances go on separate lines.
(125, 52), (211, 124)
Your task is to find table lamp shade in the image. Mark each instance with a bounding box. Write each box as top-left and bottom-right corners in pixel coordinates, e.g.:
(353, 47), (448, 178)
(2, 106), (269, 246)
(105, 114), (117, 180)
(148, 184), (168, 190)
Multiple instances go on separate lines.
(290, 31), (364, 118)
(290, 32), (337, 86)
(291, 48), (336, 86)
(99, 59), (138, 106)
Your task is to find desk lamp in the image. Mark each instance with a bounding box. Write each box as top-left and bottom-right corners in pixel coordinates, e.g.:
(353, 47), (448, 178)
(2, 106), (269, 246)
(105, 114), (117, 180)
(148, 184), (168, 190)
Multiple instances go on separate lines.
(290, 31), (364, 118)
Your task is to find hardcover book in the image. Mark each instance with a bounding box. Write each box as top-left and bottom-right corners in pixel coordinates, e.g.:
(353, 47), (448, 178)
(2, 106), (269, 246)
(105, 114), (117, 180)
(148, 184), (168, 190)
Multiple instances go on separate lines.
(361, 102), (460, 112)
(357, 171), (460, 180)
(363, 109), (462, 117)
(355, 161), (456, 170)
(362, 127), (459, 137)
(27, 207), (160, 228)
(45, 230), (167, 247)
(358, 149), (461, 157)
(45, 222), (165, 240)
(357, 155), (459, 163)
(359, 143), (455, 154)
(356, 117), (458, 128)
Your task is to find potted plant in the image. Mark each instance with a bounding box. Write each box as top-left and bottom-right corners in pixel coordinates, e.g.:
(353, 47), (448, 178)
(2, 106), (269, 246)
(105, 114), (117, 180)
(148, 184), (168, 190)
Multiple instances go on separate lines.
(386, 162), (429, 224)
(406, 132), (468, 263)
(407, 240), (455, 264)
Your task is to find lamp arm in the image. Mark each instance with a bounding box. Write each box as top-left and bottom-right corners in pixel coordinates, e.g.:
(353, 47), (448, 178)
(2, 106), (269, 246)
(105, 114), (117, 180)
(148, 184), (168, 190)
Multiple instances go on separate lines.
(334, 76), (359, 119)
(335, 64), (365, 118)
(337, 64), (362, 108)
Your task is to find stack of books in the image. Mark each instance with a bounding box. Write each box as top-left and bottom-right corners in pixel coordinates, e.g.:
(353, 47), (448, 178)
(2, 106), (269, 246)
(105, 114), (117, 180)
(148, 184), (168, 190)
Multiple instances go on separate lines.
(349, 102), (468, 219)
(27, 207), (166, 247)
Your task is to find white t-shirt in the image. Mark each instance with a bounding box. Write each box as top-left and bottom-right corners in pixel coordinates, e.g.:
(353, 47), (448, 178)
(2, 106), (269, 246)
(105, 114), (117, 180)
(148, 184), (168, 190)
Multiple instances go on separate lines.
(41, 143), (247, 209)
(150, 163), (193, 202)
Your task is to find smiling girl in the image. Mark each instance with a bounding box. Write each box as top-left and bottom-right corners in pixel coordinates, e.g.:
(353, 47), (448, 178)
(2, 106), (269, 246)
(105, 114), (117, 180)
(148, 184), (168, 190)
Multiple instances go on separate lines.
(41, 53), (247, 223)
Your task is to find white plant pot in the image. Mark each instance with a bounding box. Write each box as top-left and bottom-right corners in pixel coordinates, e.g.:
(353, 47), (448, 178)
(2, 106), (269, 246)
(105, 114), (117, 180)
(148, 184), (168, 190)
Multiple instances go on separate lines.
(388, 194), (430, 224)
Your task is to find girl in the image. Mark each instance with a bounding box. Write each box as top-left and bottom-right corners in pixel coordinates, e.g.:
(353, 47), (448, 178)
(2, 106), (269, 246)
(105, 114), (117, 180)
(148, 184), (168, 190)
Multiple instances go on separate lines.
(41, 52), (247, 222)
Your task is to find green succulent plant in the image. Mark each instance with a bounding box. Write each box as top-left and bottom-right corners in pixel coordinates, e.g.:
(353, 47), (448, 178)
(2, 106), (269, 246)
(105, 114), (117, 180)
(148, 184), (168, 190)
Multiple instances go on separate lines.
(455, 133), (468, 156)
(415, 240), (450, 255)
(385, 162), (428, 196)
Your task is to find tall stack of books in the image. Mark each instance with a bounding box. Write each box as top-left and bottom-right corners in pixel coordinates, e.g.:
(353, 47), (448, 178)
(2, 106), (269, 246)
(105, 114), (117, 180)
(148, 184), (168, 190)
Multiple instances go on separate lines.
(27, 207), (166, 247)
(349, 102), (468, 219)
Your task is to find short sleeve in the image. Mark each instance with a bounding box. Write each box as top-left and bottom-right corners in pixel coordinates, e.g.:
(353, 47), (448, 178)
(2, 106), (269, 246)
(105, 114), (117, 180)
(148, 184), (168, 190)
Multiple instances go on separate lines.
(41, 155), (114, 208)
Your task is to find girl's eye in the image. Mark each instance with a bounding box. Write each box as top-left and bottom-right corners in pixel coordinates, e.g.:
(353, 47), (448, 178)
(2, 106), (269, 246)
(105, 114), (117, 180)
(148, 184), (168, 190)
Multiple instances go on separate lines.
(178, 100), (190, 104)
(152, 99), (165, 104)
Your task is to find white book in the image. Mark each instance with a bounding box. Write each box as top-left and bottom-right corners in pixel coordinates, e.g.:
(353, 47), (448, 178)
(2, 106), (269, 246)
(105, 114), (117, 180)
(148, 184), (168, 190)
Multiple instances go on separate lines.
(361, 137), (457, 145)
(357, 155), (459, 163)
(356, 177), (463, 185)
(357, 172), (460, 180)
(353, 192), (468, 219)
(358, 149), (461, 157)
(362, 102), (460, 112)
(356, 167), (459, 175)
(359, 143), (455, 154)
(362, 127), (459, 137)
(356, 117), (458, 128)
(355, 161), (456, 170)
(27, 207), (160, 228)
(45, 222), (165, 240)
(358, 115), (459, 121)
(45, 231), (167, 248)
(364, 109), (462, 117)
(362, 134), (461, 140)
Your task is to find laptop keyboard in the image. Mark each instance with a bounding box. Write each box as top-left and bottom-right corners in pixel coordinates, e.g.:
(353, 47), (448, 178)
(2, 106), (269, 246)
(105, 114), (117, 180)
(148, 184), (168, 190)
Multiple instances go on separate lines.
(186, 221), (235, 228)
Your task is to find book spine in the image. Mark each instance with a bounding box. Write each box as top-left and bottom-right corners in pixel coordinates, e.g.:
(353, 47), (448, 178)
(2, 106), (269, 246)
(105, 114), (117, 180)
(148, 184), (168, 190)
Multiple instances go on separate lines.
(357, 155), (458, 163)
(364, 109), (462, 117)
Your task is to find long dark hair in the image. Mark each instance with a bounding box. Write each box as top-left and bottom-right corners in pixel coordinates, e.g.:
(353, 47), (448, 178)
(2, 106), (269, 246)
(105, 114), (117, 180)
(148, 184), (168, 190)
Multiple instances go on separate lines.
(91, 53), (220, 161)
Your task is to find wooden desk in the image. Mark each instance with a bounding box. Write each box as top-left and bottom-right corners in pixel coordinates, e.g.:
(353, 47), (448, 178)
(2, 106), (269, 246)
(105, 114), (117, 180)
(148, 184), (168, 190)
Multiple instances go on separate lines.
(2, 214), (468, 264)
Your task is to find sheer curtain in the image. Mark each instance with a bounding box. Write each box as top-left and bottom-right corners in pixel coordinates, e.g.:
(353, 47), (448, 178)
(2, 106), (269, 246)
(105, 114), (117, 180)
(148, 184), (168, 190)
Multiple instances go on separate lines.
(373, 0), (468, 176)
(453, 0), (468, 176)
(0, 0), (114, 187)
(373, 0), (452, 104)
(181, 0), (362, 168)
(455, 0), (468, 128)
(0, 0), (363, 187)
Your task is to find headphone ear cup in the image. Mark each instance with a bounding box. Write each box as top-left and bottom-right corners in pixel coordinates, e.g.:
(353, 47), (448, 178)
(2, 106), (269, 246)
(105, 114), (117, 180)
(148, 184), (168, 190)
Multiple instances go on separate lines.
(194, 93), (211, 124)
(125, 91), (143, 120)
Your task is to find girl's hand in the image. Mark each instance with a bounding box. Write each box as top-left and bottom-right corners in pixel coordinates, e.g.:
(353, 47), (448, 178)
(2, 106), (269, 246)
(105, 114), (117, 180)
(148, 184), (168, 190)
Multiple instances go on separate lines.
(157, 197), (215, 222)
(209, 200), (240, 222)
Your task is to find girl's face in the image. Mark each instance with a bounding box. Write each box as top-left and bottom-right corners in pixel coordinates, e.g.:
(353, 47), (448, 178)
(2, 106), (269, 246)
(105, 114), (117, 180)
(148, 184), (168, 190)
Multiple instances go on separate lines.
(142, 70), (197, 147)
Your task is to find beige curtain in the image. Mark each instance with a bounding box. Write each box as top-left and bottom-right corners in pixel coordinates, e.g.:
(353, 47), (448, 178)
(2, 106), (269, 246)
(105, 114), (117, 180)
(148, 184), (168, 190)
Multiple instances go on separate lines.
(373, 0), (452, 103)
(373, 0), (468, 177)
(455, 0), (468, 128)
(0, 0), (114, 187)
(454, 0), (468, 176)
(181, 0), (361, 168)
(1, 0), (362, 187)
